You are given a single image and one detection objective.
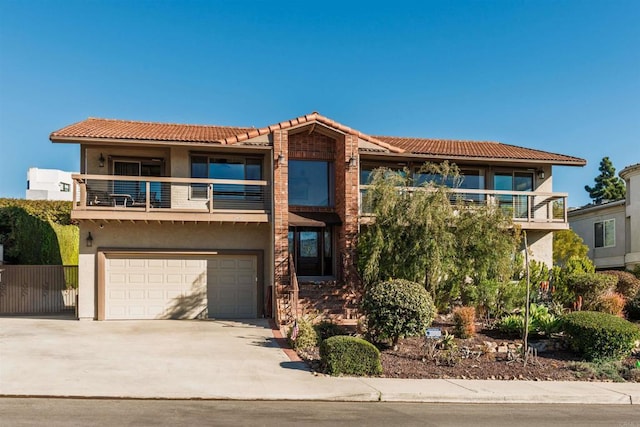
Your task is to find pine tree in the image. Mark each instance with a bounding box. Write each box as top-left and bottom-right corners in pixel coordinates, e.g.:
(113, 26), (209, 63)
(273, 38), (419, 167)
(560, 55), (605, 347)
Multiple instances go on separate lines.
(584, 157), (626, 204)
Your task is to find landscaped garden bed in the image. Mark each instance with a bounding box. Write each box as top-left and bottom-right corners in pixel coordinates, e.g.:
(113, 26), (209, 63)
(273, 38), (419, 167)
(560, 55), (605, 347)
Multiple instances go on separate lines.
(294, 317), (640, 382)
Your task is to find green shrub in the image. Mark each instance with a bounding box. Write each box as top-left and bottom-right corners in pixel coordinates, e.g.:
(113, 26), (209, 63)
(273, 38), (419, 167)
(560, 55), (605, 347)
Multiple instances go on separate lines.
(563, 255), (596, 275)
(496, 303), (560, 337)
(561, 311), (640, 361)
(497, 314), (524, 337)
(314, 321), (347, 341)
(319, 335), (382, 376)
(564, 272), (617, 309)
(453, 306), (476, 338)
(361, 279), (436, 346)
(600, 270), (640, 300)
(287, 317), (318, 350)
(625, 289), (640, 320)
(530, 304), (561, 336)
(495, 280), (526, 317)
(551, 256), (597, 307)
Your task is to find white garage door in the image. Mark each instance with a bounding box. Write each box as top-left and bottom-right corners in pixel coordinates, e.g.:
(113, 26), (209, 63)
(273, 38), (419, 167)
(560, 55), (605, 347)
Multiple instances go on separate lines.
(104, 255), (258, 320)
(207, 255), (257, 319)
(105, 257), (208, 320)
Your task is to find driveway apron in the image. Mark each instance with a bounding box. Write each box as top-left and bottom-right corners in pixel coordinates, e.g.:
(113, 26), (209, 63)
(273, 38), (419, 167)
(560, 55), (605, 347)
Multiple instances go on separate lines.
(0, 317), (378, 400)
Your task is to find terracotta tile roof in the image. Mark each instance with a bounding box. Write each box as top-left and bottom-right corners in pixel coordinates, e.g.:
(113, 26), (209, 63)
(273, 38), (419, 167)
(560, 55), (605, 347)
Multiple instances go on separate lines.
(217, 112), (404, 153)
(374, 136), (586, 165)
(50, 118), (253, 144)
(50, 114), (586, 166)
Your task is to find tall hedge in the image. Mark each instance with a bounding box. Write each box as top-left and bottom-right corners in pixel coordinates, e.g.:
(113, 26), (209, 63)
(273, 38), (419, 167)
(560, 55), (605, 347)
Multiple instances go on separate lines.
(0, 198), (78, 265)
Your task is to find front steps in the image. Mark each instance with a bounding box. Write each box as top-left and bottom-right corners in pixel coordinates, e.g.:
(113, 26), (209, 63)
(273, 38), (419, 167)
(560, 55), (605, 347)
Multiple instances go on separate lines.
(296, 280), (361, 324)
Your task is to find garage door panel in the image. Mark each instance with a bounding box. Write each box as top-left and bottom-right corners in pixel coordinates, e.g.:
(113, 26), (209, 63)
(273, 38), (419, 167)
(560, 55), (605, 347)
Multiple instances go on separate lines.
(148, 274), (164, 283)
(207, 255), (257, 319)
(105, 257), (207, 320)
(106, 255), (256, 320)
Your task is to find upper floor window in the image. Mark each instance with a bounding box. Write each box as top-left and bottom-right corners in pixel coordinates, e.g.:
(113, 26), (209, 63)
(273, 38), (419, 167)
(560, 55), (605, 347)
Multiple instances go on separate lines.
(190, 155), (262, 199)
(289, 160), (334, 207)
(360, 163), (406, 185)
(59, 182), (70, 192)
(414, 168), (484, 189)
(594, 219), (615, 248)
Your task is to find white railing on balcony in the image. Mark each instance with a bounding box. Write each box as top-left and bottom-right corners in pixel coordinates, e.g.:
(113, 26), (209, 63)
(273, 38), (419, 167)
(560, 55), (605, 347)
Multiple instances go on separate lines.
(359, 186), (567, 224)
(72, 174), (270, 213)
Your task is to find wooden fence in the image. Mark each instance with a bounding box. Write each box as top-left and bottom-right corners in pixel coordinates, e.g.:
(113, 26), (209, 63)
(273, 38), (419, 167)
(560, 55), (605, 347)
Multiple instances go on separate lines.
(0, 265), (78, 315)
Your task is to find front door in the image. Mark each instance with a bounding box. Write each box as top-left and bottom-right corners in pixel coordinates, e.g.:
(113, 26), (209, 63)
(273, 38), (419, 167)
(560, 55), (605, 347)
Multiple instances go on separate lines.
(288, 227), (333, 276)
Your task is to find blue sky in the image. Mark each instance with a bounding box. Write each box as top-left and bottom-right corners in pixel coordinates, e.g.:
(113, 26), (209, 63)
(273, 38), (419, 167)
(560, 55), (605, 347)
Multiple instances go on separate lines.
(0, 0), (638, 207)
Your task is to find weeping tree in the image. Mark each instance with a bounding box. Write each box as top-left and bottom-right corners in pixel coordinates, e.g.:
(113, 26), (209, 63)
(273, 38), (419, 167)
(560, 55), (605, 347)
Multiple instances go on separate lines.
(357, 162), (521, 310)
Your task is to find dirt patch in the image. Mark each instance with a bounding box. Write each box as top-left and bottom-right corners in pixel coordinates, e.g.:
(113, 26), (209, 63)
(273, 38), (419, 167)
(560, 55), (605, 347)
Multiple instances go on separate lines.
(297, 321), (640, 382)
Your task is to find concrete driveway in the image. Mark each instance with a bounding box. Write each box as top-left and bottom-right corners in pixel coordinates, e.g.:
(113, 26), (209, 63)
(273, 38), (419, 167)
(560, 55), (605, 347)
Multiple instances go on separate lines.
(0, 317), (378, 400)
(3, 317), (637, 403)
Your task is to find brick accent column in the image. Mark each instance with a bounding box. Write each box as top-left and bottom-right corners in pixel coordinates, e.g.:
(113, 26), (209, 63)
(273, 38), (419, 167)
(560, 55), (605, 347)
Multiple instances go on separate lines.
(336, 133), (360, 287)
(273, 130), (289, 292)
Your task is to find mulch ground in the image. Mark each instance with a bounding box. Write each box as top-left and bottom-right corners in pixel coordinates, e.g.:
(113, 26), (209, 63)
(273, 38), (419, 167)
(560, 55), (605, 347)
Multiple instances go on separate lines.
(296, 320), (640, 382)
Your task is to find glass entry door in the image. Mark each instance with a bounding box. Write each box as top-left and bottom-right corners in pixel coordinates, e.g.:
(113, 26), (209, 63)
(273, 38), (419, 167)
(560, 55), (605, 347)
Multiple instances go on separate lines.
(288, 227), (333, 276)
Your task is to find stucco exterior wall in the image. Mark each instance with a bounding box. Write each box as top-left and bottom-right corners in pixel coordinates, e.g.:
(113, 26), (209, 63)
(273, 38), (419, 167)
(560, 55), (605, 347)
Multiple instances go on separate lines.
(525, 230), (554, 267)
(26, 167), (76, 201)
(569, 203), (626, 269)
(77, 222), (271, 319)
(621, 164), (640, 268)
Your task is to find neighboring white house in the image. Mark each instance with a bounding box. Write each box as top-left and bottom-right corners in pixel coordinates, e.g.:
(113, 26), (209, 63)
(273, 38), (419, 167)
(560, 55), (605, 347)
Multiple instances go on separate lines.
(26, 168), (76, 201)
(568, 162), (640, 270)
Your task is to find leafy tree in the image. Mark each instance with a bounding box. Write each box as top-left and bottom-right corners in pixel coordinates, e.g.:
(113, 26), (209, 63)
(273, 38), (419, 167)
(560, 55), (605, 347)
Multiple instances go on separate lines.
(584, 157), (626, 204)
(357, 163), (520, 309)
(553, 229), (588, 266)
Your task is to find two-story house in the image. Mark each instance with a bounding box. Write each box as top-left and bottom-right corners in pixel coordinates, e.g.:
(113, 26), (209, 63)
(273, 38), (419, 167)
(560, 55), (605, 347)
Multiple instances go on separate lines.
(50, 112), (586, 322)
(569, 163), (640, 270)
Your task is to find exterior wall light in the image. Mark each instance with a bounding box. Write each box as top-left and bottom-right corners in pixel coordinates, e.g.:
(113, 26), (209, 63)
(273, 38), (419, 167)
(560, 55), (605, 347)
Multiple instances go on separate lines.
(86, 232), (94, 247)
(98, 153), (105, 168)
(347, 155), (357, 168)
(277, 152), (286, 166)
(537, 169), (545, 180)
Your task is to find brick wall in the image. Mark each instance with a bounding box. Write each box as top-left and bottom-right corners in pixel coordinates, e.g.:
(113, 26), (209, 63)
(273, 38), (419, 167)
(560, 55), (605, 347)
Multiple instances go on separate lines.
(336, 133), (360, 286)
(273, 130), (289, 290)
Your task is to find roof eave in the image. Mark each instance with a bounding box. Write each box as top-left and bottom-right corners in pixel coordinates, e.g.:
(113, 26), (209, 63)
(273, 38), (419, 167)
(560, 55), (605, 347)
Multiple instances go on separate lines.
(49, 135), (271, 150)
(359, 150), (587, 166)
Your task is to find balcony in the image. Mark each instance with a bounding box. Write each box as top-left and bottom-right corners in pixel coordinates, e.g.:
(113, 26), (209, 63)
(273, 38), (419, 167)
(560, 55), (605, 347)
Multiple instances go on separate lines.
(71, 174), (270, 223)
(359, 186), (569, 230)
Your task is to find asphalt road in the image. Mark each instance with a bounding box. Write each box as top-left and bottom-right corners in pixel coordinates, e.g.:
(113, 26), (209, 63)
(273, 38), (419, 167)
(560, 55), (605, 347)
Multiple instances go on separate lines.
(1, 399), (638, 427)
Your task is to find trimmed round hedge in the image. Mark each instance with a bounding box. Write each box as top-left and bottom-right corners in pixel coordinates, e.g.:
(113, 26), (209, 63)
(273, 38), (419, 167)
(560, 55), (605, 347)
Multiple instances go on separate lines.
(561, 311), (640, 361)
(319, 335), (382, 376)
(362, 279), (435, 345)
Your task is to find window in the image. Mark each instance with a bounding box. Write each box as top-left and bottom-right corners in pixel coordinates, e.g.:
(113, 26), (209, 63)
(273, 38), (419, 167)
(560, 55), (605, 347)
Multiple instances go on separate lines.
(59, 182), (70, 192)
(289, 160), (334, 206)
(413, 168), (484, 189)
(360, 163), (407, 185)
(113, 160), (162, 203)
(595, 219), (615, 248)
(190, 155), (262, 199)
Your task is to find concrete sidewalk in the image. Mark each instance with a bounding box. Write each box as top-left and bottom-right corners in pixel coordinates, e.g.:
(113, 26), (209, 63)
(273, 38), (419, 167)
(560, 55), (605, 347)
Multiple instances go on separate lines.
(0, 317), (638, 404)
